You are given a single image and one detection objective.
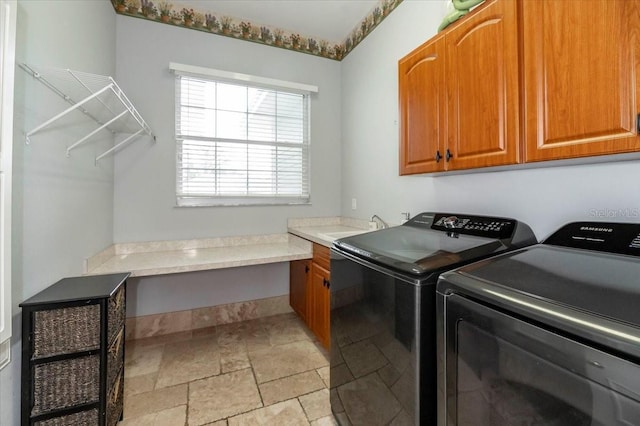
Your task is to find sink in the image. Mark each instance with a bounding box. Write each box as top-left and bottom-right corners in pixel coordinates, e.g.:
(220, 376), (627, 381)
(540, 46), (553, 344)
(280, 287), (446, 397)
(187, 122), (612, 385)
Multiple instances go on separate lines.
(318, 230), (369, 241)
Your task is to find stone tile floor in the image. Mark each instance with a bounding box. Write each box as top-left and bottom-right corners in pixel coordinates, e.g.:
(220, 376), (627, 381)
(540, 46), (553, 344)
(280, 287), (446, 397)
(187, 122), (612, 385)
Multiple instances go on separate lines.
(119, 312), (336, 425)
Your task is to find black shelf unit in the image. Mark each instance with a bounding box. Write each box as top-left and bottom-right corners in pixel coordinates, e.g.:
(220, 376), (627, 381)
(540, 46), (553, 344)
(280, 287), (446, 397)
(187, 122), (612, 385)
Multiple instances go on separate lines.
(20, 273), (129, 426)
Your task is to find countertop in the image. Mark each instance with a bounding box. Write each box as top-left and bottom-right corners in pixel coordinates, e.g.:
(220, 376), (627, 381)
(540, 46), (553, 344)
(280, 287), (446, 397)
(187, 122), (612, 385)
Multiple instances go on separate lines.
(287, 216), (375, 248)
(85, 217), (375, 277)
(86, 234), (312, 277)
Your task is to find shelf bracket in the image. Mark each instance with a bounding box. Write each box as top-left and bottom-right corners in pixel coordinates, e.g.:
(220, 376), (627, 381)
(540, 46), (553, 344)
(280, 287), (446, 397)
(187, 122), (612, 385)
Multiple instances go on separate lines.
(95, 129), (145, 164)
(25, 83), (114, 144)
(66, 110), (127, 156)
(21, 63), (155, 162)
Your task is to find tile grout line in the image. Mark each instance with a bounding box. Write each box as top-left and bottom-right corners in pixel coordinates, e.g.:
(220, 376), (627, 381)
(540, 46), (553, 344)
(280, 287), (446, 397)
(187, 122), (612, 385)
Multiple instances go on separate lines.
(123, 314), (331, 425)
(185, 380), (190, 426)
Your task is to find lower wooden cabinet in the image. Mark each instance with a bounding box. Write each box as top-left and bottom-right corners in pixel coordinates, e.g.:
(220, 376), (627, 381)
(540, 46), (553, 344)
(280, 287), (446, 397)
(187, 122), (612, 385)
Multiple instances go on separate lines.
(289, 259), (310, 322)
(290, 243), (330, 349)
(309, 260), (330, 349)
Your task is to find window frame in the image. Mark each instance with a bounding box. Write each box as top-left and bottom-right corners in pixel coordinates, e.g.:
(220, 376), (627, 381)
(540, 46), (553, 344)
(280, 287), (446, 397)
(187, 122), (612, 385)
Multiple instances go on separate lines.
(170, 63), (317, 207)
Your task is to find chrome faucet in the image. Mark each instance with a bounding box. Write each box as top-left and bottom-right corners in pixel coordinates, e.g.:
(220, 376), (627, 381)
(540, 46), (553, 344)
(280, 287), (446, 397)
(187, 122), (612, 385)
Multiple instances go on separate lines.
(371, 214), (389, 229)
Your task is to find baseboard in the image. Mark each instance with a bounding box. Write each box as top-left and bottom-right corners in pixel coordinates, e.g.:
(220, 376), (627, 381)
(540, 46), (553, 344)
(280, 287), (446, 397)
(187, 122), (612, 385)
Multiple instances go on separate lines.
(125, 294), (293, 340)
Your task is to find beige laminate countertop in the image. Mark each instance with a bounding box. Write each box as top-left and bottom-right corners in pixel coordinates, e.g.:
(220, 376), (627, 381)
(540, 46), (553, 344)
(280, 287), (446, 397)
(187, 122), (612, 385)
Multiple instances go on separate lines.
(287, 216), (376, 248)
(85, 217), (375, 277)
(86, 234), (312, 277)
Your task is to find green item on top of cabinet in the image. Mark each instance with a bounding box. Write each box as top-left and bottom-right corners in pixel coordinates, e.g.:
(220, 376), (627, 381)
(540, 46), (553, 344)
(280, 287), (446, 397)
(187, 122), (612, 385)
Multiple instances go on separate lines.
(438, 0), (485, 31)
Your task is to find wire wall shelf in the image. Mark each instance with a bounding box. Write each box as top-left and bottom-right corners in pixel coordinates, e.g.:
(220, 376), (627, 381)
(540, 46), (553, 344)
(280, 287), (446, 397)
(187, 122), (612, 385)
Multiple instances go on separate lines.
(20, 63), (155, 164)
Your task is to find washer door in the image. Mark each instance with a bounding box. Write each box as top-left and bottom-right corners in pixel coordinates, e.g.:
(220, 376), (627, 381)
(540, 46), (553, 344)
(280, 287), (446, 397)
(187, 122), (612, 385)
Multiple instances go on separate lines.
(442, 294), (640, 426)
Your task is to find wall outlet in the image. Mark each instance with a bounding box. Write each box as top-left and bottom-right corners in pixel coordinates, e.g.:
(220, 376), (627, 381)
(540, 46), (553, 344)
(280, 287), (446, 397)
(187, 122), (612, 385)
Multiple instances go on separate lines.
(351, 198), (357, 210)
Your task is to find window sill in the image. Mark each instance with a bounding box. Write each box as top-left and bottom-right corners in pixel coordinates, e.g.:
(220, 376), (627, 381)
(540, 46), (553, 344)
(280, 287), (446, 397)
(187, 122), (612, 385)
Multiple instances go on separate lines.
(175, 198), (311, 207)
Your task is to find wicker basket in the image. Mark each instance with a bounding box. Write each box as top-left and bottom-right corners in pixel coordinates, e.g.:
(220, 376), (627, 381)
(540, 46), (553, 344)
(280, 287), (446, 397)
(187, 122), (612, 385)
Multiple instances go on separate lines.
(107, 328), (124, 391)
(33, 408), (99, 426)
(107, 371), (124, 426)
(108, 286), (125, 344)
(33, 305), (100, 359)
(32, 355), (100, 416)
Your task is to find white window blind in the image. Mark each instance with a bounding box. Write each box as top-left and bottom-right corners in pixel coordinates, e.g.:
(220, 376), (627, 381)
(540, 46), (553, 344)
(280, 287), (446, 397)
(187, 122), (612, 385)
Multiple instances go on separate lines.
(173, 67), (312, 206)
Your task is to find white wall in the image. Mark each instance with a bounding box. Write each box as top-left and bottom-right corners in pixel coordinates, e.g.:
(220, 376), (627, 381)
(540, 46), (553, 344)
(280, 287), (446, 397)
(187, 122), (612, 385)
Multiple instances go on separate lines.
(1, 1), (116, 423)
(341, 0), (440, 227)
(113, 16), (342, 318)
(341, 0), (640, 240)
(114, 16), (342, 243)
(127, 264), (288, 317)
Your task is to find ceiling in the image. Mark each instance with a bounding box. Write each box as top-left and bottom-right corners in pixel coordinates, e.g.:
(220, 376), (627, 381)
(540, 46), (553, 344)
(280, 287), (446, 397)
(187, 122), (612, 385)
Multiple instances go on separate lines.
(173, 0), (380, 43)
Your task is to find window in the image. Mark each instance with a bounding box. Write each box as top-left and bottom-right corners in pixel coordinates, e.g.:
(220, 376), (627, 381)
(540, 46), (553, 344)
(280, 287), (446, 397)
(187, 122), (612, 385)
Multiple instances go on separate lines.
(171, 63), (315, 206)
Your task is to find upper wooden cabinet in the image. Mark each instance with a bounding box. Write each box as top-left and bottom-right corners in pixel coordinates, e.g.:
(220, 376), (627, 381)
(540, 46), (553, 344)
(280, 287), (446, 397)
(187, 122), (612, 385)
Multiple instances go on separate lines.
(399, 0), (640, 175)
(399, 35), (446, 174)
(523, 0), (640, 161)
(399, 0), (520, 174)
(446, 0), (520, 169)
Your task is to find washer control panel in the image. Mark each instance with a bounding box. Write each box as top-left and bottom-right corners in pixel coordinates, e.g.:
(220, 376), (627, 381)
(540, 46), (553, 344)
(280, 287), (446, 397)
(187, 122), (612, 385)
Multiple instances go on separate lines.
(429, 214), (516, 239)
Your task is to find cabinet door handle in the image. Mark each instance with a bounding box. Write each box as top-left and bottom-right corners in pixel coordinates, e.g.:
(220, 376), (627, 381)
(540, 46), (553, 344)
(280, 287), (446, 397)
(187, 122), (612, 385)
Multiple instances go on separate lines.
(305, 265), (310, 273)
(326, 280), (330, 289)
(435, 150), (442, 163)
(322, 278), (327, 287)
(445, 149), (453, 162)
(637, 113), (640, 134)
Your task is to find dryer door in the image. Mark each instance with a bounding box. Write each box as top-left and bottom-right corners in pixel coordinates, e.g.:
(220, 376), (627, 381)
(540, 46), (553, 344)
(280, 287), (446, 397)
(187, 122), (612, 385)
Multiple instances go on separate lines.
(441, 294), (640, 426)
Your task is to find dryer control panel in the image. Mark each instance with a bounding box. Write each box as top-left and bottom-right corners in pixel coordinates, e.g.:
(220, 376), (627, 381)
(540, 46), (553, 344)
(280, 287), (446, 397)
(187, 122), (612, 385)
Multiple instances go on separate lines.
(545, 222), (640, 256)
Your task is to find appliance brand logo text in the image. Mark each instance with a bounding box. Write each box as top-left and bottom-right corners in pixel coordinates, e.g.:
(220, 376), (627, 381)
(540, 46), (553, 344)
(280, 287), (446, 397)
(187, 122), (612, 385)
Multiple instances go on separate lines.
(580, 226), (613, 233)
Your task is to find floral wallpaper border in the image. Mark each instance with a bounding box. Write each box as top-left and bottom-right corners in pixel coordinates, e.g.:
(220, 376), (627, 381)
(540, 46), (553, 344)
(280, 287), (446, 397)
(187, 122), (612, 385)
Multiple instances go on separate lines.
(111, 0), (403, 61)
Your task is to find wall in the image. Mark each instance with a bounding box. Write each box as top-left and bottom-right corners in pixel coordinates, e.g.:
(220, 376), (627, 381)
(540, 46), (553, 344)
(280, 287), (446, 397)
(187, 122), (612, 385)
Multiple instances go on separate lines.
(0, 1), (116, 423)
(114, 16), (342, 243)
(341, 0), (440, 227)
(341, 0), (640, 240)
(127, 264), (288, 317)
(114, 16), (342, 318)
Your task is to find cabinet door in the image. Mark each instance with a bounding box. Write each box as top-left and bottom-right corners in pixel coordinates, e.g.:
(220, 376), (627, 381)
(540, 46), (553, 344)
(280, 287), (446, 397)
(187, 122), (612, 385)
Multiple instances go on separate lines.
(310, 262), (330, 350)
(446, 0), (520, 170)
(523, 0), (640, 162)
(289, 260), (310, 322)
(398, 34), (446, 174)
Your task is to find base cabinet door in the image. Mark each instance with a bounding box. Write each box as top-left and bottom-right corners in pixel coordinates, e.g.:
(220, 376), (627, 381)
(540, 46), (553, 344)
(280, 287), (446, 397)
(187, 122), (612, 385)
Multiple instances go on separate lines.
(289, 245), (331, 350)
(523, 0), (640, 162)
(310, 262), (330, 350)
(289, 260), (310, 322)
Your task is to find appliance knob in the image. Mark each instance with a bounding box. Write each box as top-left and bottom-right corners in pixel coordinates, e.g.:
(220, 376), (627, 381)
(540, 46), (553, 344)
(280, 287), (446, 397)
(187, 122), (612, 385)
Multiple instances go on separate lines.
(443, 216), (459, 229)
